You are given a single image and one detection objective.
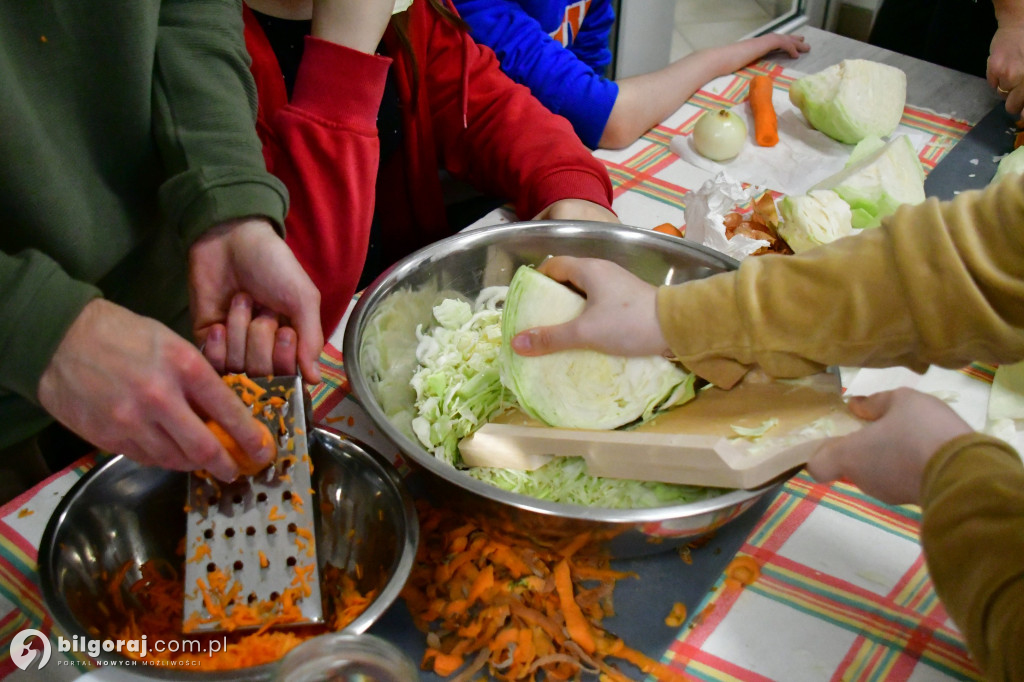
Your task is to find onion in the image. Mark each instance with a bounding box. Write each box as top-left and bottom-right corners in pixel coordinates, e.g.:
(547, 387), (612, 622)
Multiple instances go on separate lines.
(692, 108), (747, 161)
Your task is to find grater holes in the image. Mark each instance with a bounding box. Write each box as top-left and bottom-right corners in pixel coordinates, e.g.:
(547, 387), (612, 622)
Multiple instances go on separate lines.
(225, 527), (235, 538)
(206, 562), (217, 573)
(282, 490), (292, 502)
(232, 493), (244, 505)
(287, 522), (297, 533)
(286, 556), (297, 567)
(267, 524), (277, 535)
(256, 491), (268, 503)
(246, 525), (256, 536)
(203, 528), (214, 540)
(247, 592), (258, 604)
(233, 560), (244, 572)
(269, 591), (280, 601)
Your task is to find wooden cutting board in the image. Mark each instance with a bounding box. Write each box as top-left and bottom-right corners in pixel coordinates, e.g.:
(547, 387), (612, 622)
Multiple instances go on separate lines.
(458, 372), (861, 489)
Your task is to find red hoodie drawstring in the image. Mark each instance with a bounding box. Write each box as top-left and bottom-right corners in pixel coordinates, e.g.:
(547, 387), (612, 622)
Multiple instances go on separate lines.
(461, 30), (469, 129)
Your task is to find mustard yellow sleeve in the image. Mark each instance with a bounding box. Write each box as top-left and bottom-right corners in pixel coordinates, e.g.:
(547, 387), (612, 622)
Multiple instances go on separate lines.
(658, 174), (1024, 387)
(920, 434), (1024, 681)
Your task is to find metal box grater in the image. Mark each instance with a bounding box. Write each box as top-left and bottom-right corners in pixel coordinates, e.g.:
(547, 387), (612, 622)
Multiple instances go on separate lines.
(183, 375), (323, 633)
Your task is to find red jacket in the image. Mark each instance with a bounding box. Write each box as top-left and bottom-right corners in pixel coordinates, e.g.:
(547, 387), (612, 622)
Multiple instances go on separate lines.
(243, 1), (613, 336)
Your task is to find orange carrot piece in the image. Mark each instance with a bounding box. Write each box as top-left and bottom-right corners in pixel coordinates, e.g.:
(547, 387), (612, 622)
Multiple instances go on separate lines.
(553, 559), (596, 654)
(724, 554), (761, 588)
(652, 222), (684, 238)
(749, 75), (778, 147)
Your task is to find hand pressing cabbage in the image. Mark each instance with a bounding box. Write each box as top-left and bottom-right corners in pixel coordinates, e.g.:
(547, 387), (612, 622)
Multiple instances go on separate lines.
(778, 189), (854, 252)
(812, 135), (925, 229)
(501, 266), (695, 430)
(789, 59), (907, 144)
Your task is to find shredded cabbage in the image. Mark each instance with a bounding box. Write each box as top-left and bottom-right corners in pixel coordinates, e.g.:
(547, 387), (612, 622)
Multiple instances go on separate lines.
(409, 288), (510, 465)
(467, 457), (721, 508)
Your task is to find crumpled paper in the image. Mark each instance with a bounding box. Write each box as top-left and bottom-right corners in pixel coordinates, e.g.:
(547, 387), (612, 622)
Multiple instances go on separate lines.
(683, 172), (766, 260)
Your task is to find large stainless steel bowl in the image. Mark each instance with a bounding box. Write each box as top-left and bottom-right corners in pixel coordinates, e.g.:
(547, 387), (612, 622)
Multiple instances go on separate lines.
(343, 221), (783, 557)
(38, 426), (418, 680)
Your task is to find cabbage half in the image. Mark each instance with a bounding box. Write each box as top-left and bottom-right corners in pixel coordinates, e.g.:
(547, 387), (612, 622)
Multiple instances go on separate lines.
(789, 59), (906, 144)
(812, 135), (925, 229)
(778, 189), (854, 253)
(500, 266), (695, 430)
(992, 145), (1024, 185)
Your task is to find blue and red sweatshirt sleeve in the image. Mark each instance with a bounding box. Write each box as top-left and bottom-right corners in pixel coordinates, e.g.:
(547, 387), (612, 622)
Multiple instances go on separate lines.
(452, 0), (619, 149)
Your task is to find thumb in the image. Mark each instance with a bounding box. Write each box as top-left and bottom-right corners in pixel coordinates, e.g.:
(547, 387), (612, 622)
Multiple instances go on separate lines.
(805, 440), (844, 483)
(510, 322), (579, 357)
(846, 391), (895, 422)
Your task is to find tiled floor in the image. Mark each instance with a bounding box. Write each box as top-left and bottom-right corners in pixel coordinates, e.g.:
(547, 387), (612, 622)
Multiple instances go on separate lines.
(671, 0), (796, 60)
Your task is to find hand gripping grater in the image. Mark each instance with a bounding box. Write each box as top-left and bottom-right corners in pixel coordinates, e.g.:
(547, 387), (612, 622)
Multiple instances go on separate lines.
(183, 375), (323, 633)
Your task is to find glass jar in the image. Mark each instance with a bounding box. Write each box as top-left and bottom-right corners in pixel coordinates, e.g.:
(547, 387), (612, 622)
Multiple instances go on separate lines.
(274, 633), (419, 682)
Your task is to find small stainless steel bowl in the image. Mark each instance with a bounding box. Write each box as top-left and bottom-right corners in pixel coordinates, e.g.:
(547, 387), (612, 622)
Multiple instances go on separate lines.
(38, 426), (418, 680)
(343, 220), (783, 558)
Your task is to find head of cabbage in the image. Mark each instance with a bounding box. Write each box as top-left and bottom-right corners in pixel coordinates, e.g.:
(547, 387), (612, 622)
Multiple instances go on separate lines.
(500, 266), (695, 430)
(789, 59), (907, 145)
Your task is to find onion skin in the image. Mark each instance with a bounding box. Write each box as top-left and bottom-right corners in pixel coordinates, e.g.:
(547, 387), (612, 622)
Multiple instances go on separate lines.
(693, 109), (747, 161)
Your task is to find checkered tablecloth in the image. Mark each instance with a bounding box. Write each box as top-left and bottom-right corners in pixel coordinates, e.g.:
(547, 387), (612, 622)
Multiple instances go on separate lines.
(0, 60), (995, 680)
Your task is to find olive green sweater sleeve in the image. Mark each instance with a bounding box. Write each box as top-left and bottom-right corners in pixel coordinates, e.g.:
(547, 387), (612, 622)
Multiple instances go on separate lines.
(920, 434), (1024, 681)
(153, 0), (287, 243)
(658, 173), (1024, 388)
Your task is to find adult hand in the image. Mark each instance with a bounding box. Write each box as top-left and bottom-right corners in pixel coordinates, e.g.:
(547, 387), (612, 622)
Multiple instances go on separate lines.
(509, 256), (669, 357)
(988, 23), (1024, 116)
(311, 0), (397, 54)
(532, 199), (619, 224)
(37, 299), (271, 481)
(806, 388), (973, 506)
(189, 218), (323, 384)
(201, 292), (300, 378)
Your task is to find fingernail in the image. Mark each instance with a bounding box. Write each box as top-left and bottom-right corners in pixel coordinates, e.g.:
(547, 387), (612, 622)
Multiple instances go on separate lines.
(208, 326), (224, 342)
(232, 293), (250, 310)
(511, 332), (532, 353)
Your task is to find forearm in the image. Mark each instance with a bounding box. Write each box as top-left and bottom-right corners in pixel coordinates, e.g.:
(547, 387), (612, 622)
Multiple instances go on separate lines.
(155, 0), (287, 243)
(993, 0), (1024, 27)
(269, 38), (389, 334)
(920, 434), (1024, 681)
(427, 22), (612, 216)
(658, 174), (1024, 387)
(602, 35), (782, 149)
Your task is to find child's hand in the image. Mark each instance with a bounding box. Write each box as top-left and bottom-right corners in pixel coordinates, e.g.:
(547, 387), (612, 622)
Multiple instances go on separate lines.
(532, 199), (619, 224)
(755, 33), (810, 60)
(806, 388), (973, 506)
(509, 256), (670, 358)
(311, 0), (397, 54)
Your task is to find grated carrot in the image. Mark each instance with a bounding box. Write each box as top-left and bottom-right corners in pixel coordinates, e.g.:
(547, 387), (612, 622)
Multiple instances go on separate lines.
(401, 501), (687, 681)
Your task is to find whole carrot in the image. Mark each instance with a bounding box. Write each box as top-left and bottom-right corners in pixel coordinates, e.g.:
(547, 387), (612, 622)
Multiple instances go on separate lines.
(749, 75), (778, 147)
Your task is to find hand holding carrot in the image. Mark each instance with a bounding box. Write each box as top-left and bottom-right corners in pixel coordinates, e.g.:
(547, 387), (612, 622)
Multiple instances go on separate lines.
(36, 299), (273, 481)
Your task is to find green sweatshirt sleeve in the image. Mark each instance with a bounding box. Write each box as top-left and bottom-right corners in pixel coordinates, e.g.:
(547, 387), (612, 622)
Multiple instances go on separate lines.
(920, 434), (1024, 681)
(153, 0), (288, 243)
(0, 251), (100, 403)
(657, 173), (1024, 388)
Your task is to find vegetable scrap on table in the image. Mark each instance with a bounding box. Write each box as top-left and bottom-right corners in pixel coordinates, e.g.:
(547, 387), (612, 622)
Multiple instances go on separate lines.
(401, 501), (690, 682)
